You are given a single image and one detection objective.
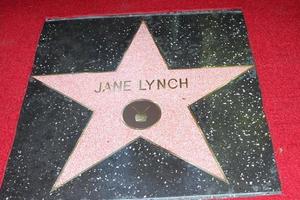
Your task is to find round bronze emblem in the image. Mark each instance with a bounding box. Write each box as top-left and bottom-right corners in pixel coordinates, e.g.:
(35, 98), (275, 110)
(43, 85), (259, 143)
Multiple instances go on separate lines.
(123, 99), (161, 130)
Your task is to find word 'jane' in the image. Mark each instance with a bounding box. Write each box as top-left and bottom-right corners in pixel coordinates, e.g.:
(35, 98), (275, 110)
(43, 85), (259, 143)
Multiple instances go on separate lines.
(94, 78), (188, 93)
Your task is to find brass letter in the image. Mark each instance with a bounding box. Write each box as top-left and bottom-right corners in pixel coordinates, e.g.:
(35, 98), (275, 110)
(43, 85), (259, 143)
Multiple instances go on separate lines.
(103, 82), (111, 92)
(139, 80), (146, 90)
(113, 81), (122, 91)
(179, 78), (188, 88)
(94, 82), (102, 93)
(168, 78), (178, 89)
(124, 81), (131, 91)
(157, 79), (166, 90)
(146, 80), (155, 90)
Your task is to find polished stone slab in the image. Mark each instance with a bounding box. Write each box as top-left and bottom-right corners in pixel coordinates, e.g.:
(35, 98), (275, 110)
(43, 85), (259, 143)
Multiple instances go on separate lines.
(0, 10), (280, 200)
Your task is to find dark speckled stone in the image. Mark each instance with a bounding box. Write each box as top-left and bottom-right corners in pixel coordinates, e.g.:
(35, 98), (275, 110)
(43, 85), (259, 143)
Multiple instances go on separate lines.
(0, 10), (280, 200)
(191, 69), (280, 194)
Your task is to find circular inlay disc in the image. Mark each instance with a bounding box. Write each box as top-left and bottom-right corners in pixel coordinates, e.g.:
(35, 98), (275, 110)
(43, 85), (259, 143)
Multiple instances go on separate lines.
(123, 99), (161, 130)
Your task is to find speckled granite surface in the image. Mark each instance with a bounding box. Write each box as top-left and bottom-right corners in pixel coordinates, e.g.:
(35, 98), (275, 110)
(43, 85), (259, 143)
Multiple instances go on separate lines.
(0, 11), (280, 200)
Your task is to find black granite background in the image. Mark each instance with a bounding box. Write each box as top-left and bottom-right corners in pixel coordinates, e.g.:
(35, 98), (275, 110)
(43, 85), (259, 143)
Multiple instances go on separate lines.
(192, 69), (280, 194)
(33, 10), (252, 75)
(0, 11), (280, 200)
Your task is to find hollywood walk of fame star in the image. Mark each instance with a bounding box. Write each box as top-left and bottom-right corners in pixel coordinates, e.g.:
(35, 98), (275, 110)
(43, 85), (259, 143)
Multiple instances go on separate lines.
(33, 22), (252, 190)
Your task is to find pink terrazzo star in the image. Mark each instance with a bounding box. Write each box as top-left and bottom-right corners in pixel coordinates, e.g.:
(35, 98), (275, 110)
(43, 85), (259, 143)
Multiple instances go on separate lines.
(34, 22), (251, 190)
